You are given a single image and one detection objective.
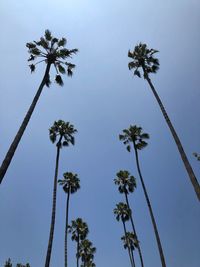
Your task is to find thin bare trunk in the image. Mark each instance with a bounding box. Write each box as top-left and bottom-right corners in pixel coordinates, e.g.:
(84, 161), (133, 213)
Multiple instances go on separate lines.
(45, 137), (61, 267)
(0, 63), (51, 184)
(77, 235), (80, 267)
(125, 192), (144, 267)
(65, 191), (70, 267)
(133, 143), (166, 267)
(143, 68), (200, 201)
(122, 219), (135, 267)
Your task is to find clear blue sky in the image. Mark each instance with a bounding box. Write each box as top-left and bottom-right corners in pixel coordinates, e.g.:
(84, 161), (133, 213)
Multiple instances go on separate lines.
(0, 0), (200, 266)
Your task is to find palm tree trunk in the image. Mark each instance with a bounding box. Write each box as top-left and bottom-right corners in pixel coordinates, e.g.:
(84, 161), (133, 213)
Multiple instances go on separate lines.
(45, 137), (62, 267)
(122, 219), (135, 267)
(143, 68), (200, 201)
(0, 62), (51, 184)
(65, 191), (70, 267)
(133, 143), (166, 267)
(77, 235), (80, 267)
(125, 192), (144, 267)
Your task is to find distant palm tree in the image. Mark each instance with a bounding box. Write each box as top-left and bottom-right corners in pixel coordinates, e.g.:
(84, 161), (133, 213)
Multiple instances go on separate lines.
(45, 120), (77, 267)
(79, 239), (96, 267)
(119, 125), (166, 267)
(121, 231), (138, 267)
(68, 218), (89, 267)
(114, 202), (135, 267)
(4, 259), (12, 267)
(114, 170), (144, 267)
(128, 43), (200, 201)
(58, 172), (80, 267)
(0, 29), (78, 184)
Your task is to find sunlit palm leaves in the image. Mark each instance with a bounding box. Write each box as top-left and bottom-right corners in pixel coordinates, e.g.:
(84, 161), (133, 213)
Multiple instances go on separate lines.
(26, 29), (78, 86)
(114, 202), (131, 222)
(58, 172), (80, 194)
(114, 170), (136, 194)
(121, 232), (138, 251)
(49, 120), (77, 147)
(128, 43), (159, 78)
(119, 125), (149, 152)
(68, 218), (89, 243)
(79, 239), (96, 267)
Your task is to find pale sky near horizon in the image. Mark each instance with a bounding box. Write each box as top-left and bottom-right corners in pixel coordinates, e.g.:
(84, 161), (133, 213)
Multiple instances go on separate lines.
(0, 1), (200, 267)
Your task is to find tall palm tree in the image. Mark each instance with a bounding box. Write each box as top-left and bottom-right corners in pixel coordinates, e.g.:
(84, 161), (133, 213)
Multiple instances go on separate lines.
(79, 239), (96, 267)
(114, 202), (135, 267)
(58, 172), (80, 267)
(68, 218), (89, 267)
(128, 43), (200, 201)
(45, 120), (77, 267)
(121, 231), (138, 267)
(114, 170), (144, 267)
(119, 125), (166, 267)
(0, 29), (78, 184)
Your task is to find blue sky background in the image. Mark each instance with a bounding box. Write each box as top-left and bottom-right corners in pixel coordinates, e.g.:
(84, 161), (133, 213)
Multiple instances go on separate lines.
(0, 0), (200, 266)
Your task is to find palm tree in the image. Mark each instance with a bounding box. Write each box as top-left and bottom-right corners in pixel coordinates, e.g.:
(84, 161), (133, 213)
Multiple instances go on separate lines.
(68, 218), (89, 267)
(79, 239), (96, 267)
(45, 120), (77, 267)
(0, 29), (78, 184)
(128, 43), (200, 201)
(58, 172), (80, 267)
(114, 202), (135, 267)
(119, 125), (166, 267)
(121, 231), (138, 266)
(114, 170), (144, 267)
(4, 259), (12, 267)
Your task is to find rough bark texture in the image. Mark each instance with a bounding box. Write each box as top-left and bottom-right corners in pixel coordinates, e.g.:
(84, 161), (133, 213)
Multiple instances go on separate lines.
(125, 192), (144, 267)
(134, 144), (167, 267)
(0, 63), (51, 184)
(45, 139), (61, 267)
(143, 68), (200, 201)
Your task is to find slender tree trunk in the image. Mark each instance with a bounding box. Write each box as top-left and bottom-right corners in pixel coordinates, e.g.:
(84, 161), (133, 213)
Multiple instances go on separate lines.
(142, 68), (200, 201)
(122, 219), (135, 267)
(0, 62), (51, 184)
(45, 137), (62, 267)
(125, 192), (144, 267)
(133, 143), (166, 267)
(77, 235), (80, 267)
(65, 191), (70, 267)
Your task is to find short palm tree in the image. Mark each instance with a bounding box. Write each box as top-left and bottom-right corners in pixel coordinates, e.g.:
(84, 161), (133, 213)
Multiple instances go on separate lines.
(128, 43), (200, 201)
(58, 172), (80, 267)
(121, 231), (138, 266)
(119, 125), (166, 267)
(114, 170), (144, 267)
(0, 29), (78, 184)
(79, 239), (96, 267)
(114, 202), (135, 267)
(68, 218), (89, 267)
(4, 259), (12, 267)
(45, 120), (77, 267)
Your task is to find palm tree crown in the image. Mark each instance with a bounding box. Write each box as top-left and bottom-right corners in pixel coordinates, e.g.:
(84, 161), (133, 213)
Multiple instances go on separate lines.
(58, 172), (80, 194)
(26, 29), (78, 86)
(119, 125), (149, 152)
(128, 43), (159, 78)
(114, 170), (136, 194)
(68, 218), (89, 242)
(121, 232), (138, 251)
(114, 202), (131, 222)
(49, 120), (77, 148)
(79, 239), (96, 266)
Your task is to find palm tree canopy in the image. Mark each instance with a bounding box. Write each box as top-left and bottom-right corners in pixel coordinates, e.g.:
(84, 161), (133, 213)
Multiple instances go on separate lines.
(68, 218), (89, 242)
(121, 232), (138, 251)
(114, 202), (131, 222)
(58, 172), (80, 194)
(49, 120), (77, 147)
(114, 170), (136, 194)
(4, 259), (12, 267)
(26, 29), (78, 86)
(79, 239), (96, 264)
(119, 125), (149, 152)
(128, 43), (159, 78)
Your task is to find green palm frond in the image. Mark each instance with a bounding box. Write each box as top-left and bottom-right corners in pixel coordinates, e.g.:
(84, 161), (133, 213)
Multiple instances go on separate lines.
(114, 202), (131, 222)
(114, 170), (136, 194)
(128, 43), (159, 78)
(58, 172), (80, 194)
(26, 29), (78, 86)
